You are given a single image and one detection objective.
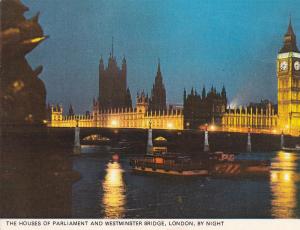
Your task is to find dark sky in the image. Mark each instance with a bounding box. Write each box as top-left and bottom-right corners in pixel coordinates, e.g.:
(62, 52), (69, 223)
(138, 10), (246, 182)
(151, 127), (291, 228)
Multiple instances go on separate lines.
(23, 0), (300, 113)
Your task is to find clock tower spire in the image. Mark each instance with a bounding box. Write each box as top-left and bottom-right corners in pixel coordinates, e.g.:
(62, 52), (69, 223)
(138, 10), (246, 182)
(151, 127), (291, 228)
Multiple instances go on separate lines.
(277, 17), (300, 135)
(279, 16), (299, 53)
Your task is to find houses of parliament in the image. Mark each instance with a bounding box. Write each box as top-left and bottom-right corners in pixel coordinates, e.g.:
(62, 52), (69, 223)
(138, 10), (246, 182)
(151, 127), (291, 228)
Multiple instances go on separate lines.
(50, 18), (300, 135)
(50, 43), (184, 130)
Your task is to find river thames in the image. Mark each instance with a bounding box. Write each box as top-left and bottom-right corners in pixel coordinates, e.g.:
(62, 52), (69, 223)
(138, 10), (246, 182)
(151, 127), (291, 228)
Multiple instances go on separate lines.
(70, 146), (300, 218)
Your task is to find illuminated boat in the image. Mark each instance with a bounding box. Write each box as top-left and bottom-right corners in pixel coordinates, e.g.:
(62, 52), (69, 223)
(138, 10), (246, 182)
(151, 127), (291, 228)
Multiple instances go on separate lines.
(129, 153), (209, 176)
(208, 152), (270, 177)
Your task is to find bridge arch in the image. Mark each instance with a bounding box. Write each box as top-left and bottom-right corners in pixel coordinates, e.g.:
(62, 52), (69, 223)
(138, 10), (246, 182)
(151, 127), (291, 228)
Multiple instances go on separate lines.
(154, 136), (167, 142)
(81, 134), (112, 144)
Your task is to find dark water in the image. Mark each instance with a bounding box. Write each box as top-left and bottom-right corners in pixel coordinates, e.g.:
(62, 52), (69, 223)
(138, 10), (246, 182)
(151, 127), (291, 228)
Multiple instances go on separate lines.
(71, 146), (300, 218)
(1, 143), (300, 218)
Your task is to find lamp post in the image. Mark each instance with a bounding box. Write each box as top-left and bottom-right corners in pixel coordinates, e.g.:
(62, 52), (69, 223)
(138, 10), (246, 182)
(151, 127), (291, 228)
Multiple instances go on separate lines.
(247, 127), (251, 152)
(289, 112), (292, 135)
(73, 119), (81, 154)
(281, 130), (284, 149)
(147, 120), (153, 155)
(204, 124), (209, 152)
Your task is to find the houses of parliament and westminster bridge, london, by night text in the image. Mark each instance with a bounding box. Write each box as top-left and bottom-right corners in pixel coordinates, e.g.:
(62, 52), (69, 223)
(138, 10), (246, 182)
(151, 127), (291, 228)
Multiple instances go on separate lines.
(49, 18), (300, 136)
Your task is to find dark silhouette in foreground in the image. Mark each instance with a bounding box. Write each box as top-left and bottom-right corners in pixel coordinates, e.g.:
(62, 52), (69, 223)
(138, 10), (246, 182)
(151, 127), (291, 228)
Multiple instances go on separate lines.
(0, 0), (48, 125)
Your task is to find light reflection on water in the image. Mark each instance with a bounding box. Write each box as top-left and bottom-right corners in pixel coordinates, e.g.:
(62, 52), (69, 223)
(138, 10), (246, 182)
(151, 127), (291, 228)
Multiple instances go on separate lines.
(102, 161), (126, 218)
(271, 151), (298, 218)
(72, 146), (300, 218)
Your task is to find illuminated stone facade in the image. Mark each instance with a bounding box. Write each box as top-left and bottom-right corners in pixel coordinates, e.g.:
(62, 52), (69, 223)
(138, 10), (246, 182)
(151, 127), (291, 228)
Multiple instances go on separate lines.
(50, 19), (300, 135)
(222, 103), (278, 133)
(277, 19), (300, 135)
(222, 19), (300, 135)
(183, 86), (227, 129)
(49, 93), (184, 130)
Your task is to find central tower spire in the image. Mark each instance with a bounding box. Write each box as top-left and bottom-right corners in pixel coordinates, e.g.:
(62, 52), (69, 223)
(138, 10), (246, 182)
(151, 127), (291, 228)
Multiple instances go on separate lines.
(149, 59), (166, 111)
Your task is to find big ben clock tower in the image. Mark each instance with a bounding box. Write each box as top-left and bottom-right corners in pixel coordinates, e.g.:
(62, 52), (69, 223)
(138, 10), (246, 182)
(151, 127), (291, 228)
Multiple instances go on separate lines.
(277, 18), (300, 135)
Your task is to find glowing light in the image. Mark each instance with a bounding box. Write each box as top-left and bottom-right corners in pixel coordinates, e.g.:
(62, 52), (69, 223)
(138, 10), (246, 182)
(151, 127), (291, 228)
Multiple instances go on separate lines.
(272, 129), (277, 134)
(271, 172), (278, 182)
(111, 120), (118, 127)
(271, 151), (297, 218)
(25, 114), (33, 122)
(12, 80), (24, 93)
(283, 152), (291, 160)
(209, 125), (216, 131)
(279, 151), (292, 161)
(42, 120), (47, 124)
(102, 162), (126, 218)
(283, 172), (291, 182)
(285, 124), (289, 129)
(228, 98), (239, 109)
(154, 136), (167, 141)
(167, 122), (173, 129)
(22, 36), (47, 44)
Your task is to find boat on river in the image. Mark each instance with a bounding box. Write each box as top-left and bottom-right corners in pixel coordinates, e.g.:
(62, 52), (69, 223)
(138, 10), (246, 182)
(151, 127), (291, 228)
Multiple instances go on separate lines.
(129, 127), (270, 177)
(209, 151), (270, 177)
(129, 152), (209, 176)
(130, 149), (270, 177)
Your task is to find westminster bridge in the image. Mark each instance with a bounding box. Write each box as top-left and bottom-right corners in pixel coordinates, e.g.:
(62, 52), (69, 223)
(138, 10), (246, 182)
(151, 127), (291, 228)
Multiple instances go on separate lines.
(2, 125), (299, 154)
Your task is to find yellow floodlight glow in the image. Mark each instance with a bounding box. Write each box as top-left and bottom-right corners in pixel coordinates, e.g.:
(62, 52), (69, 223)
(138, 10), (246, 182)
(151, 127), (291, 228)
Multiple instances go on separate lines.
(209, 125), (216, 131)
(111, 120), (118, 127)
(22, 36), (47, 44)
(271, 172), (278, 182)
(283, 172), (291, 182)
(167, 122), (173, 129)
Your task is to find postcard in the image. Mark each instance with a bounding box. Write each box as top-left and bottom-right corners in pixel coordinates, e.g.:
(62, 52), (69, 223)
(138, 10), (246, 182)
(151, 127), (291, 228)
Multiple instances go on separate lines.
(1, 0), (300, 229)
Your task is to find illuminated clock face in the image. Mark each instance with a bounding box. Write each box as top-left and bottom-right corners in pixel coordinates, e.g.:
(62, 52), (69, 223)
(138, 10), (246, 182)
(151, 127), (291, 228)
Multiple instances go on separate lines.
(294, 61), (300, 71)
(280, 61), (288, 71)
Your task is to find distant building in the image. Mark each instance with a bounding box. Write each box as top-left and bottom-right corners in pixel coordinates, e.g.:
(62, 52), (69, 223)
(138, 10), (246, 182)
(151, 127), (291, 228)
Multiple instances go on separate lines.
(149, 60), (167, 111)
(183, 86), (227, 129)
(98, 41), (132, 110)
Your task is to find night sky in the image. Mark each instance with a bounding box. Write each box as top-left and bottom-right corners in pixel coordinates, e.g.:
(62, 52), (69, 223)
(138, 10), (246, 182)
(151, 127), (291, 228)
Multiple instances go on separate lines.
(23, 0), (300, 113)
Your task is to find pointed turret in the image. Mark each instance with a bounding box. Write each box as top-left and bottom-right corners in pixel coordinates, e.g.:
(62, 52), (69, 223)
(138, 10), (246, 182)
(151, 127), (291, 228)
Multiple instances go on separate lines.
(122, 55), (126, 65)
(149, 59), (167, 111)
(191, 87), (194, 96)
(156, 58), (162, 81)
(99, 55), (104, 71)
(202, 86), (206, 99)
(68, 104), (74, 116)
(210, 86), (214, 94)
(221, 85), (226, 98)
(125, 88), (132, 108)
(279, 16), (299, 53)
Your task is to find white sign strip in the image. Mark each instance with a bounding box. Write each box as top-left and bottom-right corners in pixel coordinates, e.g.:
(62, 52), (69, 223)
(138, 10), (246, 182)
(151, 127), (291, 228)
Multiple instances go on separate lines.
(1, 219), (300, 230)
